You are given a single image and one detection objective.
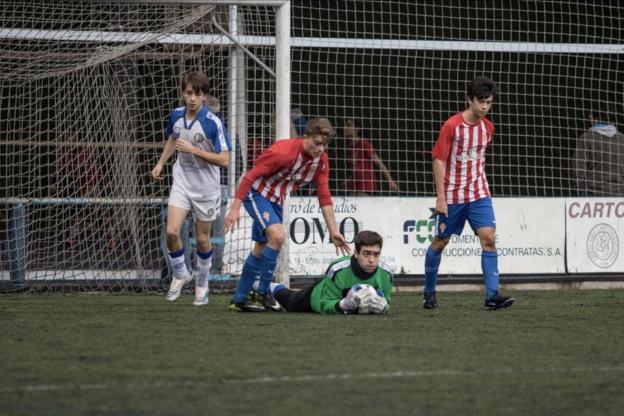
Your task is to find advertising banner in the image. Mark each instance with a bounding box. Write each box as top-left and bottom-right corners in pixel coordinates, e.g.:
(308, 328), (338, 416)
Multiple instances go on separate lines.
(286, 196), (402, 276)
(566, 199), (624, 273)
(400, 198), (566, 274)
(225, 197), (568, 277)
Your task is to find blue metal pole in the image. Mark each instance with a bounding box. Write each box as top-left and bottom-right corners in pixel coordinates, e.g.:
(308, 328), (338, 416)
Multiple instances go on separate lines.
(7, 203), (27, 288)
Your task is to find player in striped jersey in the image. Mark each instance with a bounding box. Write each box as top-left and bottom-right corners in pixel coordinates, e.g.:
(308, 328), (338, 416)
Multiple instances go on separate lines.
(250, 230), (392, 315)
(423, 77), (514, 311)
(224, 118), (351, 312)
(152, 71), (231, 306)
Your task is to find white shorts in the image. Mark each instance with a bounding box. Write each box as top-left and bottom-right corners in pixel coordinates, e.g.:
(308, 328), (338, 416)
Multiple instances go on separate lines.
(168, 184), (221, 222)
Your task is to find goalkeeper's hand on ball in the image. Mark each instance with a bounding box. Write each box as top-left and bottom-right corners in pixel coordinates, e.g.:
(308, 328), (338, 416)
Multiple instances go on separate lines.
(339, 283), (375, 312)
(363, 295), (389, 315)
(340, 284), (388, 314)
(357, 286), (389, 314)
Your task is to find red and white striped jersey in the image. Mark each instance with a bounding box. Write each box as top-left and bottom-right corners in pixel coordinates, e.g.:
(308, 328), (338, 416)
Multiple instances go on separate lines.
(432, 112), (495, 204)
(235, 138), (333, 207)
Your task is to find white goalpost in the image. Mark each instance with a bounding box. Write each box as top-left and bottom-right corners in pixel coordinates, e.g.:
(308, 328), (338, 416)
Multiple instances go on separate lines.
(0, 0), (291, 290)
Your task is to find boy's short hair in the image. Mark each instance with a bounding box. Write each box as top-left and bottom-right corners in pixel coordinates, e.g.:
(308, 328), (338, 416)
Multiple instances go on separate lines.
(467, 76), (499, 100)
(344, 118), (363, 129)
(305, 118), (335, 141)
(354, 230), (383, 252)
(181, 71), (210, 95)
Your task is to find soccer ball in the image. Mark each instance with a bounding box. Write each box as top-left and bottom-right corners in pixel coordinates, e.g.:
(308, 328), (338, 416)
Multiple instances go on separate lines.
(350, 283), (388, 315)
(351, 283), (378, 304)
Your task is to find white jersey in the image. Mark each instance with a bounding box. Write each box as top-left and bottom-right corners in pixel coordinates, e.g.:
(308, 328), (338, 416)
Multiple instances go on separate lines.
(164, 105), (231, 200)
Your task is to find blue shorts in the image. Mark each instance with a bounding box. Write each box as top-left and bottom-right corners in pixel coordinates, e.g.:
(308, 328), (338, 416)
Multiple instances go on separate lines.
(243, 189), (283, 243)
(435, 197), (496, 238)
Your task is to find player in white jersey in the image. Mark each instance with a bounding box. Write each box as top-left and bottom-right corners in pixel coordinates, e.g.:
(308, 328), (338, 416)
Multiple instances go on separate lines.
(151, 71), (232, 306)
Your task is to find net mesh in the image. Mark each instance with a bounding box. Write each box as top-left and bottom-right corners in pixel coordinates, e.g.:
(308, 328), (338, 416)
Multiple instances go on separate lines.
(290, 1), (623, 198)
(0, 0), (276, 290)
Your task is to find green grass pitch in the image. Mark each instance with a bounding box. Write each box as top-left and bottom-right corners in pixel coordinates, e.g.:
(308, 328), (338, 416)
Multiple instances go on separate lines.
(1, 290), (623, 415)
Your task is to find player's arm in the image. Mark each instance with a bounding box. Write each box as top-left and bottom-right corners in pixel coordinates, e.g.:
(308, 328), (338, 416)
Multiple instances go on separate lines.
(431, 121), (453, 216)
(175, 140), (230, 167)
(223, 145), (283, 232)
(319, 281), (346, 315)
(315, 160), (351, 255)
(316, 272), (356, 315)
(371, 151), (399, 191)
(319, 205), (350, 255)
(151, 137), (176, 181)
(177, 117), (232, 167)
(432, 158), (447, 216)
(379, 273), (393, 304)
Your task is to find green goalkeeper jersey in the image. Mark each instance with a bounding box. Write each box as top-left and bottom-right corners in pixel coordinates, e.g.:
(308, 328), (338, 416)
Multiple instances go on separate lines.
(310, 255), (394, 315)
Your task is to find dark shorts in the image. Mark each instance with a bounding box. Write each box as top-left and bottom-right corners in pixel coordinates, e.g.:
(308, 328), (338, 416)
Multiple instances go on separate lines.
(274, 281), (318, 313)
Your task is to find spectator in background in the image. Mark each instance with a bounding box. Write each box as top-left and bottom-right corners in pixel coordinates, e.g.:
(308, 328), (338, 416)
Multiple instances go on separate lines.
(291, 107), (308, 136)
(342, 118), (399, 196)
(573, 112), (624, 196)
(54, 134), (108, 248)
(247, 110), (302, 170)
(55, 134), (102, 199)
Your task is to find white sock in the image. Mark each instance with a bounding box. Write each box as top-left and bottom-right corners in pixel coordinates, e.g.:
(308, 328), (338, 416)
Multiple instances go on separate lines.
(195, 251), (213, 288)
(168, 251), (189, 279)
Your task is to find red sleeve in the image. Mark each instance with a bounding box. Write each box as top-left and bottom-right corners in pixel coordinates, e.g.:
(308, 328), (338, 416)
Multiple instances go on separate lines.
(234, 141), (289, 201)
(362, 140), (375, 158)
(314, 154), (333, 207)
(431, 120), (455, 162)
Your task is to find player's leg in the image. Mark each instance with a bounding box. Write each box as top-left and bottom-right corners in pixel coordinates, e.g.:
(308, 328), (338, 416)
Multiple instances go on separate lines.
(193, 220), (213, 306)
(164, 204), (192, 301)
(423, 235), (449, 308)
(253, 280), (315, 313)
(423, 204), (466, 308)
(246, 223), (285, 311)
(233, 191), (284, 311)
(190, 197), (220, 306)
(468, 198), (514, 310)
(230, 191), (282, 311)
(257, 223), (285, 290)
(230, 240), (265, 311)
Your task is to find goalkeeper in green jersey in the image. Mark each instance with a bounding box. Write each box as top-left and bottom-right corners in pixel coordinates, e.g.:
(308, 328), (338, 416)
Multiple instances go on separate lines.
(251, 230), (393, 314)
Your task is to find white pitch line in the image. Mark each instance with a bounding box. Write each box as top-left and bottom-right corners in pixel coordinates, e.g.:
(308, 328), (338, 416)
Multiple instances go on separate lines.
(225, 366), (624, 384)
(2, 366), (623, 393)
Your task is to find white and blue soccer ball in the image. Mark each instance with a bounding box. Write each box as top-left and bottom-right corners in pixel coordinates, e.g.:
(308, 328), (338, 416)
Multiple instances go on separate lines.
(350, 284), (387, 314)
(351, 283), (378, 304)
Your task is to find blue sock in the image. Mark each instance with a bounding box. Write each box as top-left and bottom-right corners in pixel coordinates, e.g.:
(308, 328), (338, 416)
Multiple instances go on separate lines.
(273, 284), (286, 295)
(258, 246), (280, 294)
(424, 247), (442, 295)
(482, 250), (499, 299)
(233, 253), (261, 303)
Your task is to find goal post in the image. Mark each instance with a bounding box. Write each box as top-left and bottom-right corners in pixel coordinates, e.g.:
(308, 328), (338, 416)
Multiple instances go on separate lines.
(0, 0), (291, 291)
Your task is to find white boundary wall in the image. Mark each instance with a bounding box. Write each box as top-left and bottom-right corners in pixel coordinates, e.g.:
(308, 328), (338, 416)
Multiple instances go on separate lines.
(225, 197), (623, 277)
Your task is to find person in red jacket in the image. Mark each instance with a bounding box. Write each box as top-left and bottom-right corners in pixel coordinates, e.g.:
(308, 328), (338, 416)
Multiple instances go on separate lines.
(343, 118), (399, 195)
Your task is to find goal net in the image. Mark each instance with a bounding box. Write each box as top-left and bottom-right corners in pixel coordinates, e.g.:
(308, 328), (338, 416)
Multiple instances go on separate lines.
(1, 1), (622, 290)
(0, 0), (280, 290)
(289, 2), (622, 199)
